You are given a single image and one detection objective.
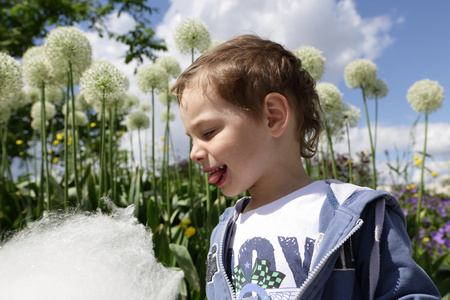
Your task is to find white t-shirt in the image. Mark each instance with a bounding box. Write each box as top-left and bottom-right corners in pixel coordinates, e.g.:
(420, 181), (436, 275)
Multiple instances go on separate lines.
(229, 181), (328, 300)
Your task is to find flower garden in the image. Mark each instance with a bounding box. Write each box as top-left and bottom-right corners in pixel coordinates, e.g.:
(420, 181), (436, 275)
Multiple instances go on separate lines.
(0, 18), (448, 299)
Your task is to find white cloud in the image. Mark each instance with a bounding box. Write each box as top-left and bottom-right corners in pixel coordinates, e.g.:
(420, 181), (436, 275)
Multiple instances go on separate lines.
(156, 0), (395, 83)
(333, 123), (450, 160)
(332, 123), (450, 185)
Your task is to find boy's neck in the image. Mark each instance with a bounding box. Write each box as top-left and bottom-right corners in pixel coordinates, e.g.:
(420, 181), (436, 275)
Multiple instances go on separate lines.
(244, 164), (313, 212)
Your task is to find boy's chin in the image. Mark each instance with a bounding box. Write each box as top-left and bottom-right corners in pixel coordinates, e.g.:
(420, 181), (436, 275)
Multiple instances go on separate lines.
(219, 188), (247, 198)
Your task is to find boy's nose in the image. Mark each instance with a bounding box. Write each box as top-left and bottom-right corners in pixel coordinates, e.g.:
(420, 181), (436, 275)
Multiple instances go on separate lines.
(190, 143), (205, 162)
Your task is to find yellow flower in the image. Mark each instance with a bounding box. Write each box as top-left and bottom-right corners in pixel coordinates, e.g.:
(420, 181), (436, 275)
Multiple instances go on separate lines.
(47, 149), (52, 154)
(413, 156), (419, 161)
(143, 149), (147, 153)
(52, 157), (58, 163)
(67, 137), (73, 146)
(90, 122), (96, 128)
(19, 151), (24, 156)
(179, 219), (191, 229)
(422, 237), (430, 243)
(117, 131), (124, 138)
(184, 226), (196, 238)
(16, 140), (23, 145)
(414, 158), (422, 166)
(56, 132), (64, 140)
(413, 193), (418, 198)
(410, 184), (416, 189)
(161, 136), (165, 141)
(168, 145), (172, 149)
(431, 172), (438, 178)
(52, 140), (60, 146)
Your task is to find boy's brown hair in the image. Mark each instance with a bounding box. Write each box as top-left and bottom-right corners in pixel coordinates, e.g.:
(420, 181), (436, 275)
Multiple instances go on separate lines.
(172, 34), (324, 159)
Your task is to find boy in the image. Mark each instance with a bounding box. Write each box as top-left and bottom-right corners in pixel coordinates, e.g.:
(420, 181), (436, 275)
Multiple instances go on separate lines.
(173, 35), (440, 299)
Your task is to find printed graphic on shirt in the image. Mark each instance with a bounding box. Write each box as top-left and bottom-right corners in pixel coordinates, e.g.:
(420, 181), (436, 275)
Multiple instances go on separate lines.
(231, 236), (316, 300)
(206, 244), (219, 283)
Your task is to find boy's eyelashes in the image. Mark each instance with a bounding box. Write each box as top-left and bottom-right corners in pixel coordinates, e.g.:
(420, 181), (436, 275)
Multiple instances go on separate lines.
(203, 129), (216, 139)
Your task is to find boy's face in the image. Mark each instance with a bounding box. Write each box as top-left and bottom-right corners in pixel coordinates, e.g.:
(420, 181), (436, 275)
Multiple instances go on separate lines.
(179, 83), (275, 197)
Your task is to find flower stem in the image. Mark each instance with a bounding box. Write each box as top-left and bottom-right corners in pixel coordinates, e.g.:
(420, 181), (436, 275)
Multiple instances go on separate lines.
(415, 110), (428, 256)
(164, 95), (172, 240)
(64, 84), (69, 210)
(346, 123), (353, 184)
(151, 88), (157, 208)
(108, 107), (115, 200)
(69, 63), (82, 206)
(361, 85), (377, 189)
(374, 96), (379, 152)
(99, 92), (107, 201)
(325, 125), (339, 179)
(40, 83), (51, 212)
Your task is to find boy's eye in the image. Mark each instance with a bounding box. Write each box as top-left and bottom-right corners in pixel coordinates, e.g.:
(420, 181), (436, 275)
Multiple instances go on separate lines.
(203, 129), (215, 139)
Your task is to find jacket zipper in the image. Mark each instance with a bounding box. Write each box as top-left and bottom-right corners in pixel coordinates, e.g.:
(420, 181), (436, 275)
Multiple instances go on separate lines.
(294, 218), (364, 300)
(219, 216), (237, 299)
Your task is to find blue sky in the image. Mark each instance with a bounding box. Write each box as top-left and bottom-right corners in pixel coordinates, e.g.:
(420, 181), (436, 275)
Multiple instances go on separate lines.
(83, 0), (449, 185)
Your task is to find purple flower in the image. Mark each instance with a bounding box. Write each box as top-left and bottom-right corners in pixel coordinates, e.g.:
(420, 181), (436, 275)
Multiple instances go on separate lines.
(430, 231), (445, 245)
(444, 221), (450, 233)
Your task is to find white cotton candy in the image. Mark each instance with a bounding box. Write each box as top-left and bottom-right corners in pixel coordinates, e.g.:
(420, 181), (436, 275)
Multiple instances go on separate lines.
(0, 199), (183, 300)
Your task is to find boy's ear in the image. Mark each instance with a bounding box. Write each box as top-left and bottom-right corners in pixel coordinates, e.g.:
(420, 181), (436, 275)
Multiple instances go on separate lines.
(263, 93), (290, 137)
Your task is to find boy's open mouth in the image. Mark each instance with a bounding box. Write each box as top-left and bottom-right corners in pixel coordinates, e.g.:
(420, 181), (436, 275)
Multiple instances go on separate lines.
(207, 165), (227, 185)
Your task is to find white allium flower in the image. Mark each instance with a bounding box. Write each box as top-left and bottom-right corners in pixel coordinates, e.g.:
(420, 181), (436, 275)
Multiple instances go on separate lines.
(26, 88), (41, 103)
(136, 64), (168, 94)
(126, 111), (150, 130)
(0, 101), (11, 123)
(160, 110), (175, 122)
(22, 46), (45, 65)
(173, 18), (211, 54)
(155, 56), (181, 79)
(316, 82), (342, 108)
(407, 79), (444, 114)
(30, 101), (56, 121)
(45, 26), (92, 82)
(74, 91), (90, 111)
(45, 87), (64, 103)
(0, 52), (22, 103)
(22, 49), (57, 88)
(365, 78), (388, 100)
(138, 101), (151, 112)
(342, 103), (361, 128)
(10, 90), (32, 111)
(122, 94), (140, 112)
(344, 59), (377, 89)
(31, 117), (43, 130)
(80, 60), (128, 108)
(316, 82), (345, 140)
(158, 87), (176, 106)
(293, 46), (326, 81)
(207, 38), (224, 52)
(68, 111), (88, 127)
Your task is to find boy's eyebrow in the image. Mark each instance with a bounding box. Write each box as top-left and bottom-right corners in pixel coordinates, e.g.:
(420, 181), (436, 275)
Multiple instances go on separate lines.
(185, 117), (214, 137)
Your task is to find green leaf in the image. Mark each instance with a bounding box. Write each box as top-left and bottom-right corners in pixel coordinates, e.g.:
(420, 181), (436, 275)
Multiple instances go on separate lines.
(169, 243), (201, 292)
(153, 224), (170, 266)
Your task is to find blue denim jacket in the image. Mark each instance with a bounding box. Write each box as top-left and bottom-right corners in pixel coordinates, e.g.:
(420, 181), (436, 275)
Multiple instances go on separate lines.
(205, 180), (440, 299)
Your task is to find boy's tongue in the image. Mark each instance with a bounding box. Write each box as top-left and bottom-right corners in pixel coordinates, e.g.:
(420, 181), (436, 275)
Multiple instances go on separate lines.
(208, 166), (226, 184)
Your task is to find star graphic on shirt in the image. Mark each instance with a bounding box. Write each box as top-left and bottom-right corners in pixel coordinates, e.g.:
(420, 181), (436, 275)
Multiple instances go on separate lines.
(244, 261), (251, 269)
